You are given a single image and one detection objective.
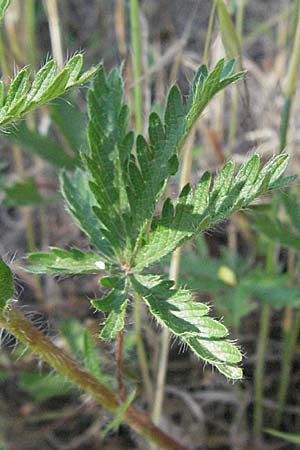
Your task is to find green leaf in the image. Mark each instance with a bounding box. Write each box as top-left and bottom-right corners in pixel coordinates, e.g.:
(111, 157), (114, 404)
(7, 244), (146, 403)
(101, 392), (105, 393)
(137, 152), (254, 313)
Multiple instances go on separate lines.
(50, 95), (87, 154)
(84, 66), (132, 256)
(131, 274), (242, 379)
(133, 154), (289, 271)
(0, 257), (13, 309)
(19, 372), (74, 403)
(217, 0), (241, 58)
(0, 55), (96, 128)
(6, 122), (79, 169)
(83, 330), (108, 384)
(60, 169), (113, 259)
(102, 390), (136, 438)
(0, 0), (10, 22)
(242, 272), (300, 309)
(265, 429), (300, 445)
(92, 284), (128, 339)
(255, 213), (300, 250)
(4, 177), (44, 207)
(25, 247), (106, 274)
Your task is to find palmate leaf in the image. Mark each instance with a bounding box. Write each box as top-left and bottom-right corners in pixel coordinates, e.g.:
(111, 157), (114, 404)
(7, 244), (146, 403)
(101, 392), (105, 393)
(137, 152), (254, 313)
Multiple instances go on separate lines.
(26, 60), (290, 380)
(131, 274), (242, 379)
(133, 153), (289, 271)
(26, 247), (106, 274)
(0, 257), (14, 309)
(79, 60), (244, 259)
(0, 54), (96, 128)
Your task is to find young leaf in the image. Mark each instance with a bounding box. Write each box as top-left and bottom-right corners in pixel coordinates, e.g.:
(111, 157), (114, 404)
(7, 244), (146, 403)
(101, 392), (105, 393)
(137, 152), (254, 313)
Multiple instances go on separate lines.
(0, 55), (96, 128)
(0, 257), (14, 309)
(92, 283), (128, 340)
(26, 247), (106, 274)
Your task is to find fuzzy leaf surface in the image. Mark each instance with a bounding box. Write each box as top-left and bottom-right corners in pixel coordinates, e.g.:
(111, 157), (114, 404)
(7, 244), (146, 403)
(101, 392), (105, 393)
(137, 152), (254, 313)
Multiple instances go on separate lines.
(128, 59), (244, 243)
(26, 248), (106, 274)
(131, 274), (242, 379)
(92, 284), (128, 339)
(0, 55), (96, 128)
(133, 153), (289, 270)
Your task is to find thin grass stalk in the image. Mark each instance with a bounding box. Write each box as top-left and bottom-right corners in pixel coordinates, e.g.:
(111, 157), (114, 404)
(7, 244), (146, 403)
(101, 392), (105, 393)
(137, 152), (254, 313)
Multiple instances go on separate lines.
(24, 0), (36, 67)
(253, 231), (278, 438)
(274, 251), (300, 426)
(134, 293), (153, 404)
(203, 0), (217, 65)
(272, 0), (300, 425)
(243, 5), (292, 47)
(115, 0), (127, 58)
(151, 129), (196, 434)
(0, 307), (189, 450)
(129, 0), (143, 134)
(128, 0), (153, 410)
(274, 311), (300, 427)
(253, 4), (300, 437)
(280, 0), (300, 152)
(44, 0), (63, 69)
(227, 0), (246, 152)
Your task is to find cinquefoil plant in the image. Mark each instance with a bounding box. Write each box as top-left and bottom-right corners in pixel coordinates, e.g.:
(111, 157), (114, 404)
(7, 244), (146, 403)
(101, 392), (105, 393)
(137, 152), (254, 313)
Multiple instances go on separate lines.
(24, 60), (289, 380)
(0, 57), (290, 448)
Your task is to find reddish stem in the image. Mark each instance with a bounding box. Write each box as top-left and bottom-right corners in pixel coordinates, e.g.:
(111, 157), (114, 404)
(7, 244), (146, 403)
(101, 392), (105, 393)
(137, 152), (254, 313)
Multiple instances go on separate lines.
(116, 330), (126, 401)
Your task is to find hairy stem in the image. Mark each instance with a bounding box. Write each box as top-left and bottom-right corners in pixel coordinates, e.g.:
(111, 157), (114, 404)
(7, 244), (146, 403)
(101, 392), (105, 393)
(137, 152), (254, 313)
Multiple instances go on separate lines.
(0, 308), (189, 450)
